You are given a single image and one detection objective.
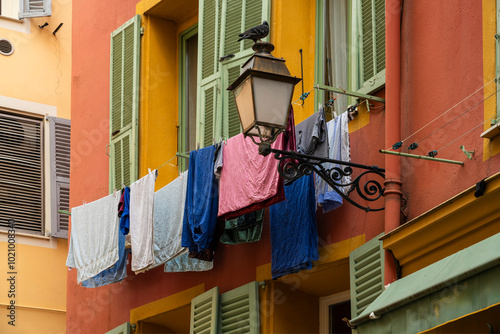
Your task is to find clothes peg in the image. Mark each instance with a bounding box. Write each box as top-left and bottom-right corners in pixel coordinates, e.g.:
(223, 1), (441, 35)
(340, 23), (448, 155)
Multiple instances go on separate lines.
(460, 145), (475, 160)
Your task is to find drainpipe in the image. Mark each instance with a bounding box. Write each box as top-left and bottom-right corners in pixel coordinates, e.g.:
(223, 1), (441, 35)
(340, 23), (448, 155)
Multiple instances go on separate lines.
(384, 0), (403, 285)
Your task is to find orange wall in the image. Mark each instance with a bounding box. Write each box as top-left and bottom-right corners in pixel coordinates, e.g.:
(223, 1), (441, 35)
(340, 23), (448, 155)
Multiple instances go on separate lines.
(67, 0), (139, 332)
(400, 1), (500, 221)
(67, 0), (388, 333)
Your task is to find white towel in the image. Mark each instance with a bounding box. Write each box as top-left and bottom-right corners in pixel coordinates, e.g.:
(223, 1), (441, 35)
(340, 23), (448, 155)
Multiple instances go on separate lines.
(130, 169), (157, 272)
(164, 253), (213, 272)
(145, 171), (189, 270)
(66, 193), (120, 283)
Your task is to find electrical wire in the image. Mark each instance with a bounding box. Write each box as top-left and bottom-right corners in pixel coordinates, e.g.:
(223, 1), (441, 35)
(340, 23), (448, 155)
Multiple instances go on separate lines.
(436, 115), (497, 153)
(387, 77), (498, 150)
(414, 89), (499, 147)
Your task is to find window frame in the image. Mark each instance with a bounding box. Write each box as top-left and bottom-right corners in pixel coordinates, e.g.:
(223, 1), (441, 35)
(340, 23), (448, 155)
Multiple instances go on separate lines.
(0, 108), (69, 237)
(314, 0), (385, 109)
(319, 290), (351, 334)
(178, 24), (198, 171)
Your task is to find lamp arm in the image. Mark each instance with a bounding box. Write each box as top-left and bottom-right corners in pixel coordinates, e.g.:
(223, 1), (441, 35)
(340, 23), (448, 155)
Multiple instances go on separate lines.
(268, 148), (386, 212)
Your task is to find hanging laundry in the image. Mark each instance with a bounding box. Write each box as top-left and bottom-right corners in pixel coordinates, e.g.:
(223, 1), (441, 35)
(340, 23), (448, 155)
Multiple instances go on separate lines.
(130, 169), (157, 273)
(220, 210), (264, 245)
(81, 226), (128, 288)
(218, 133), (286, 220)
(144, 171), (189, 271)
(214, 141), (224, 180)
(181, 145), (220, 255)
(269, 173), (319, 279)
(66, 193), (121, 283)
(164, 252), (213, 272)
(316, 112), (351, 212)
(119, 186), (131, 235)
(295, 108), (328, 158)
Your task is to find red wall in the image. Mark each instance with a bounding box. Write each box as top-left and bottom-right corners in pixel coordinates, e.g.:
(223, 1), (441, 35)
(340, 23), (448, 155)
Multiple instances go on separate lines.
(68, 0), (140, 332)
(400, 1), (500, 220)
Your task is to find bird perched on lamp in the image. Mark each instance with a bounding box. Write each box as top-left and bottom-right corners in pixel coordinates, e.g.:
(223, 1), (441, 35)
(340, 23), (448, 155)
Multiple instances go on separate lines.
(237, 21), (269, 43)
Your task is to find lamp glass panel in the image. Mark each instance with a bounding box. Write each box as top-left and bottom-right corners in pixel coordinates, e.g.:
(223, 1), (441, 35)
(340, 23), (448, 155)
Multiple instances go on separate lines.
(233, 77), (255, 133)
(252, 76), (294, 129)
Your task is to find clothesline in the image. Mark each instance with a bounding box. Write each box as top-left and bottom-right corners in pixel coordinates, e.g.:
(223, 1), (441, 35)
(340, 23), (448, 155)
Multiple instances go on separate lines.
(66, 110), (351, 287)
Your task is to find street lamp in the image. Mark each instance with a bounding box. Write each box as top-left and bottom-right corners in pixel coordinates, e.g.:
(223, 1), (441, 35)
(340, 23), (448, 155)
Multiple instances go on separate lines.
(227, 42), (385, 212)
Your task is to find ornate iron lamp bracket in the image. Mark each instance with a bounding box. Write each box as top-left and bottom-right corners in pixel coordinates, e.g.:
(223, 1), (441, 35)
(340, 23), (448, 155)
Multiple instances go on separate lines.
(263, 146), (386, 212)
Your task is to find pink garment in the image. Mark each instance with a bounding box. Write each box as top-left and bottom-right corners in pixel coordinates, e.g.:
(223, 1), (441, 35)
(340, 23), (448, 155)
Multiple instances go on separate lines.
(218, 133), (285, 220)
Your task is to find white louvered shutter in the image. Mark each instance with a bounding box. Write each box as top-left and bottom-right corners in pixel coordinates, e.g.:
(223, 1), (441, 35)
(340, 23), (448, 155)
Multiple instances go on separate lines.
(219, 281), (260, 334)
(0, 112), (43, 233)
(48, 117), (70, 238)
(19, 0), (51, 18)
(109, 15), (141, 192)
(349, 234), (385, 317)
(191, 287), (220, 334)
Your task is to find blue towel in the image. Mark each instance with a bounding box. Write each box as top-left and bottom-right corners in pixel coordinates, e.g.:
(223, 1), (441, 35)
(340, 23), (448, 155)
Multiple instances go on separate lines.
(119, 187), (131, 235)
(81, 227), (128, 288)
(270, 173), (319, 279)
(181, 145), (219, 253)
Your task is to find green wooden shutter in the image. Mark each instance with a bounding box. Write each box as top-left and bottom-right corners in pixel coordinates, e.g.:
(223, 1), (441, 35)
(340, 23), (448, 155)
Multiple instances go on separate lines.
(48, 116), (70, 239)
(219, 281), (260, 334)
(201, 81), (219, 147)
(19, 0), (51, 18)
(109, 15), (141, 192)
(191, 287), (220, 334)
(198, 0), (270, 145)
(349, 234), (385, 318)
(198, 0), (221, 147)
(359, 0), (385, 93)
(106, 322), (130, 334)
(219, 0), (270, 140)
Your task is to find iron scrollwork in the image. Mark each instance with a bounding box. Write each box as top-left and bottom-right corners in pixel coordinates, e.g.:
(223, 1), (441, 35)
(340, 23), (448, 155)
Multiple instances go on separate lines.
(267, 147), (386, 212)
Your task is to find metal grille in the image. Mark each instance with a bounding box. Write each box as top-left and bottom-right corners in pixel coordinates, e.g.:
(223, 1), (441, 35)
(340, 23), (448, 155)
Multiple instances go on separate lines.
(0, 39), (14, 56)
(0, 112), (43, 233)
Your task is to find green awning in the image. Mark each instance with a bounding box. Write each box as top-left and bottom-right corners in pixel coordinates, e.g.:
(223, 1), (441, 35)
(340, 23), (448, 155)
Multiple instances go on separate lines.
(351, 232), (500, 333)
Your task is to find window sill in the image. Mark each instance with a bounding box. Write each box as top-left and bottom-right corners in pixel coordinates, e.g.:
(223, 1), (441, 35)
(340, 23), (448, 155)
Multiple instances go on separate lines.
(0, 228), (50, 240)
(480, 123), (500, 140)
(0, 15), (22, 22)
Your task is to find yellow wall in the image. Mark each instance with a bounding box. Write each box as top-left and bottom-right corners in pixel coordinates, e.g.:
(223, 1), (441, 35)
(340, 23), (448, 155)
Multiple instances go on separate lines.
(136, 0), (317, 192)
(0, 0), (71, 332)
(271, 0), (316, 124)
(482, 0), (500, 159)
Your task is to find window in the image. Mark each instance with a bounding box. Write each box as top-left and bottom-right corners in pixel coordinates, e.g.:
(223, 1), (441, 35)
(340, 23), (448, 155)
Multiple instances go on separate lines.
(190, 281), (260, 333)
(0, 110), (70, 237)
(315, 0), (385, 112)
(109, 15), (141, 192)
(179, 26), (198, 171)
(197, 0), (270, 148)
(19, 0), (52, 18)
(320, 291), (352, 334)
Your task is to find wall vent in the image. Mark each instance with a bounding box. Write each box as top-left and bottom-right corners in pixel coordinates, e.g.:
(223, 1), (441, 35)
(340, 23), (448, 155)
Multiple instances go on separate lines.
(0, 39), (14, 56)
